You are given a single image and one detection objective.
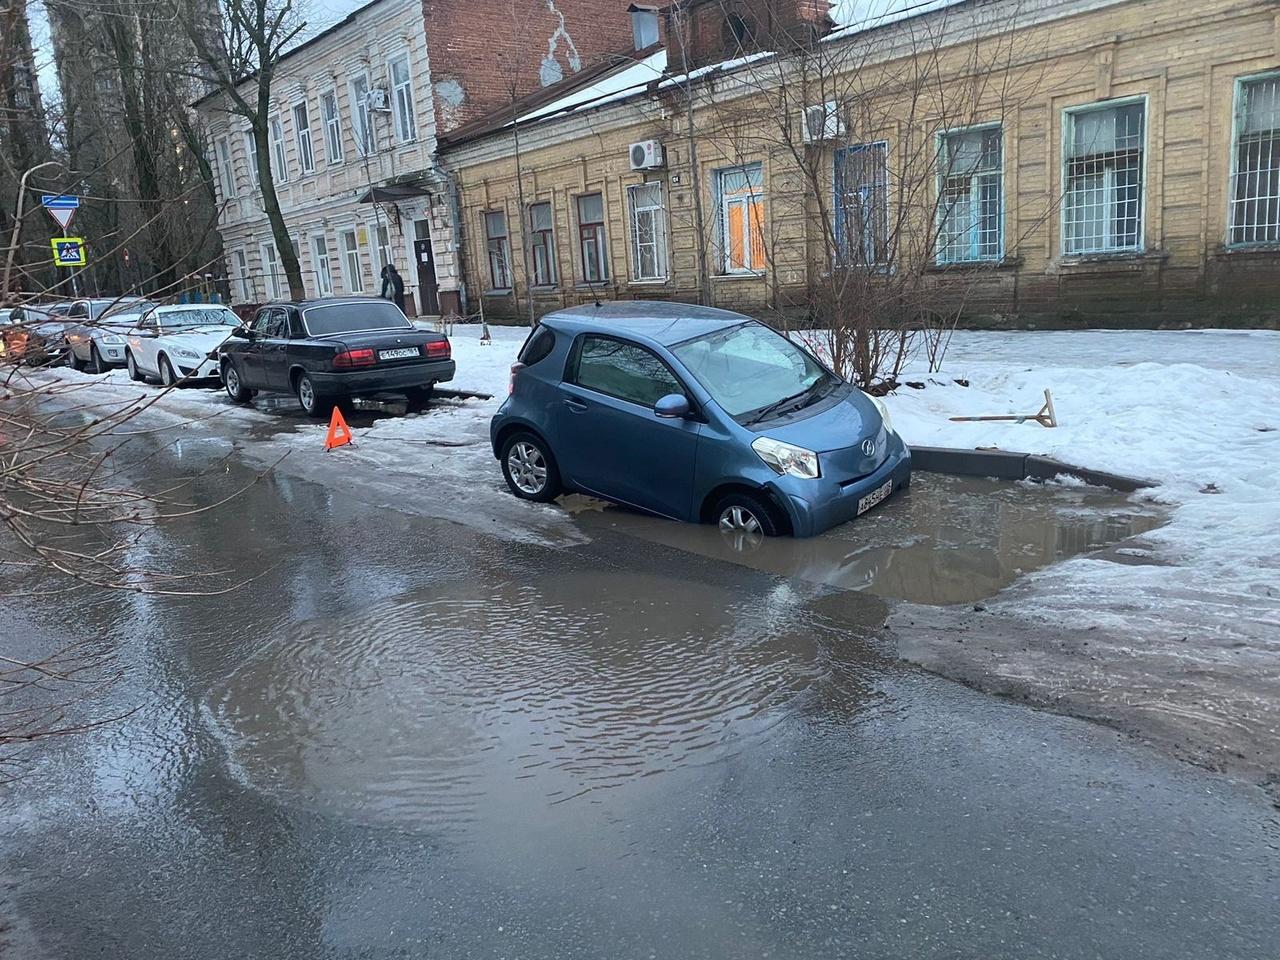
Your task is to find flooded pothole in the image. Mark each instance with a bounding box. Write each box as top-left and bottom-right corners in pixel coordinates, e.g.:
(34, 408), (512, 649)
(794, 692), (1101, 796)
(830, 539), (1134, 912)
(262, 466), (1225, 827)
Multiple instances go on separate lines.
(570, 473), (1167, 604)
(204, 567), (873, 828)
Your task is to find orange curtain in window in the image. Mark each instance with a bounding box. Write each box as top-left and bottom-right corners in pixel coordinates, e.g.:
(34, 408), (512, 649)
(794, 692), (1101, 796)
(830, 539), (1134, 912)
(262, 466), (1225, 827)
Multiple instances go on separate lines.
(748, 199), (765, 270)
(727, 203), (746, 270)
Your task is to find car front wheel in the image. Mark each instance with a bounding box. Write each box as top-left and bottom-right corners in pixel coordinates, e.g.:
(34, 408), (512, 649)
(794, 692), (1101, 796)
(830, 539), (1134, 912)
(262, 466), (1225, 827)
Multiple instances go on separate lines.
(500, 432), (562, 503)
(89, 343), (105, 374)
(713, 492), (782, 538)
(223, 362), (252, 403)
(159, 356), (178, 387)
(125, 351), (143, 382)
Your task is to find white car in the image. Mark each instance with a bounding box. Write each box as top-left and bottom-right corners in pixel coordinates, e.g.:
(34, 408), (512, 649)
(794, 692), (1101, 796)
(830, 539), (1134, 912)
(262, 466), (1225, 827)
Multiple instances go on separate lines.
(124, 304), (242, 386)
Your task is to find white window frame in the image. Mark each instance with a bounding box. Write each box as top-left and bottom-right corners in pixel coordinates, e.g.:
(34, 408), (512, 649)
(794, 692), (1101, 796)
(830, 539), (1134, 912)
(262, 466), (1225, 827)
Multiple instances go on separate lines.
(269, 115), (289, 183)
(340, 229), (365, 293)
(484, 210), (512, 291)
(528, 201), (557, 287)
(311, 235), (333, 297)
(834, 141), (890, 268)
(321, 89), (343, 164)
(627, 181), (668, 281)
(349, 74), (373, 157)
(232, 248), (251, 301)
(244, 130), (260, 188)
(716, 162), (766, 275)
(260, 240), (282, 300)
(1228, 71), (1280, 247)
(215, 136), (236, 199)
(388, 54), (417, 143)
(370, 221), (394, 274)
(935, 124), (1004, 264)
(1060, 96), (1147, 256)
(292, 101), (315, 175)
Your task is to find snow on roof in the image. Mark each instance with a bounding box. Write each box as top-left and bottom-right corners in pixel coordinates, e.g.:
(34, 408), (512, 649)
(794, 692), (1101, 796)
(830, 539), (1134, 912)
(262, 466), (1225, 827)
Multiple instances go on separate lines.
(517, 49), (669, 124)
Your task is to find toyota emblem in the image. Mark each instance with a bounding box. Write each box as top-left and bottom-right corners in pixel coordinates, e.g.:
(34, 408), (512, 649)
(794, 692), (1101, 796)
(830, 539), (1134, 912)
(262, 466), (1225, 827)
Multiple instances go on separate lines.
(861, 438), (876, 456)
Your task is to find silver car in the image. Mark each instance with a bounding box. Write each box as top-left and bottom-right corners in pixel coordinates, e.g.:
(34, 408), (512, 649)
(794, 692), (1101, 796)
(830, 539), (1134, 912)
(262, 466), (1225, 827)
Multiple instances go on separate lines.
(66, 297), (147, 372)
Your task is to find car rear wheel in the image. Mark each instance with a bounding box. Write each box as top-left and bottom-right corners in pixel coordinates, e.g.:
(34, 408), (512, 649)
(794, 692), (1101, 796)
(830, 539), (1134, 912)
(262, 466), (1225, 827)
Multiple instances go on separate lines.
(125, 351), (143, 382)
(295, 372), (330, 418)
(223, 362), (252, 403)
(500, 432), (562, 503)
(714, 492), (781, 538)
(89, 343), (105, 374)
(159, 355), (177, 387)
(70, 348), (87, 372)
(405, 384), (434, 406)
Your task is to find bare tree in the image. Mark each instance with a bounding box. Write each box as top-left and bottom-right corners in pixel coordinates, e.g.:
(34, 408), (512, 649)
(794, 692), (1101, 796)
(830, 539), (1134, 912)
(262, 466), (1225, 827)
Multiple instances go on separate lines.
(173, 0), (308, 298)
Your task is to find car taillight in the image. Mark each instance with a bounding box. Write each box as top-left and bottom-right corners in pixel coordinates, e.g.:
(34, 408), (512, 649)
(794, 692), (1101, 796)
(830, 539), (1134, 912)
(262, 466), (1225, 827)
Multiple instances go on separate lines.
(423, 340), (451, 359)
(509, 361), (525, 395)
(334, 348), (375, 369)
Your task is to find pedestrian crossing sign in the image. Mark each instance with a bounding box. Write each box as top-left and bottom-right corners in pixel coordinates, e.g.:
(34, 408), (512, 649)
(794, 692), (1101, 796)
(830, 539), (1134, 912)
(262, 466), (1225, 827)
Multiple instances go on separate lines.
(51, 237), (87, 267)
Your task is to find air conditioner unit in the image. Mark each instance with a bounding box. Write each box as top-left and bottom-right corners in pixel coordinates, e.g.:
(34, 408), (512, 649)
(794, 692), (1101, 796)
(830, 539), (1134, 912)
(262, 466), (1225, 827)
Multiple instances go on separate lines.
(629, 140), (665, 170)
(367, 87), (391, 111)
(802, 101), (845, 144)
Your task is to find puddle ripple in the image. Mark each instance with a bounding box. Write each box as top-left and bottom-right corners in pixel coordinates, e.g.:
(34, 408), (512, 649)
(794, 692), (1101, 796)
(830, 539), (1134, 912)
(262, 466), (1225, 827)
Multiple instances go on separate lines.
(206, 570), (847, 827)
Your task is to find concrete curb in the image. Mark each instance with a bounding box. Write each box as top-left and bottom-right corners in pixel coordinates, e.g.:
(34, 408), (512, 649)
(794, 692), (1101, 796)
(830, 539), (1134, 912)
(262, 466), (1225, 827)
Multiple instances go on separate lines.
(908, 445), (1159, 492)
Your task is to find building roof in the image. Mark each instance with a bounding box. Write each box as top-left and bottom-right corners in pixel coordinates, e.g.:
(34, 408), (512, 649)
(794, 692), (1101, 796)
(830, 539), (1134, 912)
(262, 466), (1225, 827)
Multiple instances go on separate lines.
(541, 300), (751, 346)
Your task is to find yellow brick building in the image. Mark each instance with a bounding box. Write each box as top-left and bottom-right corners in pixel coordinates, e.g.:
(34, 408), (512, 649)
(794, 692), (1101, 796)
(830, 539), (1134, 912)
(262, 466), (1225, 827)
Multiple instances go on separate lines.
(439, 0), (1280, 327)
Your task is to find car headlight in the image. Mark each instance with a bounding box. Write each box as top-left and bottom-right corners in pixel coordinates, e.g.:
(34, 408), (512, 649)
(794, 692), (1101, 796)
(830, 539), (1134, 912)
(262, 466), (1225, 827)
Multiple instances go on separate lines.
(101, 334), (124, 345)
(751, 436), (820, 479)
(863, 392), (895, 435)
(172, 347), (200, 360)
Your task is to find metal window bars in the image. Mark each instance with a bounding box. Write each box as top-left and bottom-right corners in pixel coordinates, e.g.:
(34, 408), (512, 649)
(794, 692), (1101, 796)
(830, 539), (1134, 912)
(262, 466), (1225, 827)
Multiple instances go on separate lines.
(628, 182), (667, 280)
(937, 127), (1003, 264)
(1063, 102), (1144, 254)
(1230, 75), (1280, 245)
(834, 143), (889, 266)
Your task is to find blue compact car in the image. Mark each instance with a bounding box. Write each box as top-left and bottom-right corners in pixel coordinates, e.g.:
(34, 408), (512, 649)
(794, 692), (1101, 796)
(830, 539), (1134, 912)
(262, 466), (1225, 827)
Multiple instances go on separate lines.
(490, 302), (911, 538)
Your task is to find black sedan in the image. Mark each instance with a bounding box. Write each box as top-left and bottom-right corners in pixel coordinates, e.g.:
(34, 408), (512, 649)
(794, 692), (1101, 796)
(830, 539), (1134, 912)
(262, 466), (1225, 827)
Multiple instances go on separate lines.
(217, 298), (455, 417)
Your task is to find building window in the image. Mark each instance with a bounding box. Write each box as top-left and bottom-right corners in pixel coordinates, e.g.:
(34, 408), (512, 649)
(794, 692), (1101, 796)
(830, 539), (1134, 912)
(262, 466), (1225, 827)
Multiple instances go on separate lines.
(834, 142), (889, 266)
(389, 55), (416, 143)
(1063, 100), (1145, 255)
(233, 249), (251, 301)
(311, 235), (333, 297)
(244, 130), (260, 187)
(627, 182), (668, 281)
(1229, 74), (1280, 245)
(215, 137), (236, 199)
(577, 193), (608, 283)
(269, 115), (289, 183)
(937, 126), (1003, 263)
(716, 163), (765, 273)
(350, 75), (373, 155)
(484, 211), (511, 290)
(292, 102), (315, 175)
(260, 241), (282, 299)
(340, 229), (365, 293)
(528, 202), (557, 286)
(321, 90), (343, 164)
(372, 222), (394, 273)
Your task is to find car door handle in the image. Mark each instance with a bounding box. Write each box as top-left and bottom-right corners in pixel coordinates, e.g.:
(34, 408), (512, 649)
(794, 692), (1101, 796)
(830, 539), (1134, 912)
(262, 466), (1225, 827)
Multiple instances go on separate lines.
(563, 396), (588, 412)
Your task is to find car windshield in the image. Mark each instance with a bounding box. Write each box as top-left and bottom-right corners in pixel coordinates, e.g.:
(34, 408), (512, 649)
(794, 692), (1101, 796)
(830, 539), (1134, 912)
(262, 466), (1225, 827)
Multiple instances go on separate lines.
(156, 308), (238, 330)
(672, 322), (836, 421)
(303, 301), (412, 337)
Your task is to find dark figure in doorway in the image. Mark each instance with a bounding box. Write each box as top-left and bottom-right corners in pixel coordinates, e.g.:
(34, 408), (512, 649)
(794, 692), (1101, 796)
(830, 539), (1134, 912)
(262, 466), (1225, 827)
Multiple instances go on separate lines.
(381, 264), (406, 313)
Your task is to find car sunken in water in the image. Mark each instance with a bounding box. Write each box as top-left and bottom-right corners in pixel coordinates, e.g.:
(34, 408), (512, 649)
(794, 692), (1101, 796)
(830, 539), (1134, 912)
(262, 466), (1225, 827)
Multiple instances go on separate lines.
(490, 301), (911, 538)
(216, 297), (454, 416)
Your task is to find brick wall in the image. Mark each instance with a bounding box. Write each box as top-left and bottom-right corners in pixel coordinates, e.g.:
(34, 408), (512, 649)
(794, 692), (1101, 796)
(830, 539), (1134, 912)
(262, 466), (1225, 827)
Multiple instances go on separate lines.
(665, 0), (830, 73)
(424, 0), (637, 134)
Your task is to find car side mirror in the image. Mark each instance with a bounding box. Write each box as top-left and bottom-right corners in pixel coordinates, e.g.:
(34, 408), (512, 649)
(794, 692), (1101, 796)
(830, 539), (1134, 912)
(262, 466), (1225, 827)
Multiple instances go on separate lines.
(654, 393), (691, 419)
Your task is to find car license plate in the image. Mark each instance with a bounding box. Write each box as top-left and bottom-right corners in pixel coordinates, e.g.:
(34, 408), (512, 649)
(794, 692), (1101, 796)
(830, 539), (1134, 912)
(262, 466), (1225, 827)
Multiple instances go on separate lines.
(379, 347), (418, 361)
(857, 479), (893, 516)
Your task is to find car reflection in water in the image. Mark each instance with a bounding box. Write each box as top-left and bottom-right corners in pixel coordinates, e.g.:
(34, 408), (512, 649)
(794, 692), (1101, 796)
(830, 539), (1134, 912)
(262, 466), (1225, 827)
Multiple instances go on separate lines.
(567, 472), (1166, 606)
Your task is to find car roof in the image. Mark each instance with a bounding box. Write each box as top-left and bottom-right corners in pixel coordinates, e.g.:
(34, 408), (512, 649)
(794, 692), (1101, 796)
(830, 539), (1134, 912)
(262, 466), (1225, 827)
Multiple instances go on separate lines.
(152, 303), (233, 312)
(540, 301), (751, 346)
(269, 296), (391, 311)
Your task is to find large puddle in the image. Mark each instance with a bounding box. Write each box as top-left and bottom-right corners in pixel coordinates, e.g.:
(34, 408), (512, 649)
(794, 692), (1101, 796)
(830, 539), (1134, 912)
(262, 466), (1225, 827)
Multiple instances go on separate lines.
(570, 473), (1166, 604)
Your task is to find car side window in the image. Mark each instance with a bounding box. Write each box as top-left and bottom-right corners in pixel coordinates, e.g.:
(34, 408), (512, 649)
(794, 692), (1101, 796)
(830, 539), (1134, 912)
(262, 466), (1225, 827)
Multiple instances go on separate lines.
(68, 302), (87, 319)
(286, 310), (304, 339)
(262, 310), (287, 339)
(572, 335), (684, 407)
(518, 326), (555, 366)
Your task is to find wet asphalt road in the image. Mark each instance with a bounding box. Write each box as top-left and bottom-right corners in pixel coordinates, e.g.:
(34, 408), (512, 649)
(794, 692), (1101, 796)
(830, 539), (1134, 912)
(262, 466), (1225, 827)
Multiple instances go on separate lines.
(2, 449), (1278, 960)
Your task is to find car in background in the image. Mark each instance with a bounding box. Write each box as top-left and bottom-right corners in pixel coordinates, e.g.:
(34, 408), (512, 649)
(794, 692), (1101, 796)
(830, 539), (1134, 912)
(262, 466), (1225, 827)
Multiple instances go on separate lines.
(217, 297), (455, 417)
(65, 297), (147, 372)
(2, 302), (74, 365)
(489, 301), (911, 538)
(124, 303), (241, 386)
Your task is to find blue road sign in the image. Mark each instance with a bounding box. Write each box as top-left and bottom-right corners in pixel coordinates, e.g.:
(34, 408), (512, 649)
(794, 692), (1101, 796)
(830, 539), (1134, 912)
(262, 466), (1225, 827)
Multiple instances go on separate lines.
(41, 195), (80, 209)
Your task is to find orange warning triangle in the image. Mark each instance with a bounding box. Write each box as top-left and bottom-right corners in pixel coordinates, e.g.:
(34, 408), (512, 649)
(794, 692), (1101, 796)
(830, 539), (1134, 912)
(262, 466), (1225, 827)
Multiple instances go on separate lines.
(323, 406), (353, 451)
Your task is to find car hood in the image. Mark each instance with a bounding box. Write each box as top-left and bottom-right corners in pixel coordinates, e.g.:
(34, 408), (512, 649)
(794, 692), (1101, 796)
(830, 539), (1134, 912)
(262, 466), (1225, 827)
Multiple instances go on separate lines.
(158, 327), (236, 351)
(758, 388), (882, 452)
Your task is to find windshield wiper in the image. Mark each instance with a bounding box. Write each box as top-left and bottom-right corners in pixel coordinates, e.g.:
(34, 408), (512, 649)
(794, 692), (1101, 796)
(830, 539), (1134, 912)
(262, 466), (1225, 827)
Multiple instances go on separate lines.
(745, 388), (812, 426)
